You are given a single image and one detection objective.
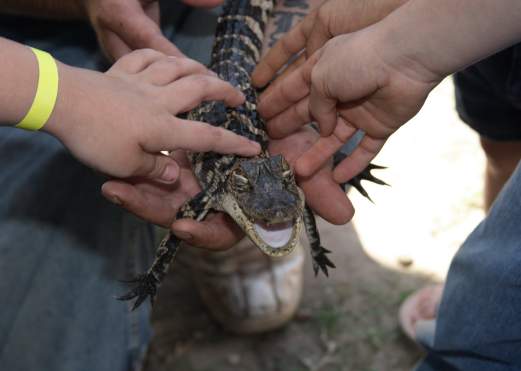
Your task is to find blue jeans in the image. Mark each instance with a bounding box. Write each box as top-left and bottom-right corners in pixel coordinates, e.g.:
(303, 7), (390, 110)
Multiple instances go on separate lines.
(0, 4), (218, 371)
(416, 159), (521, 370)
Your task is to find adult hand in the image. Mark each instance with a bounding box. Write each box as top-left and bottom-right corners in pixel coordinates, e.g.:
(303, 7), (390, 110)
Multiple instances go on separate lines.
(102, 150), (244, 250)
(269, 126), (354, 224)
(257, 30), (440, 184)
(44, 49), (260, 183)
(83, 0), (224, 60)
(252, 0), (407, 88)
(102, 127), (354, 250)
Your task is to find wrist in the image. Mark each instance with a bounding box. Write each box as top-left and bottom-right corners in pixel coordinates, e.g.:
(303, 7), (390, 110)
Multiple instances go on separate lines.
(42, 63), (92, 142)
(0, 43), (38, 126)
(370, 13), (445, 87)
(40, 61), (69, 139)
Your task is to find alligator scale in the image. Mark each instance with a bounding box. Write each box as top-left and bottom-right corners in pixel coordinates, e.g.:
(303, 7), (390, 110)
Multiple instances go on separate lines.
(119, 0), (386, 310)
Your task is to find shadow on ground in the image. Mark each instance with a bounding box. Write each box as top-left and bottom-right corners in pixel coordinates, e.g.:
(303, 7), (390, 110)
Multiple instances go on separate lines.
(145, 219), (432, 371)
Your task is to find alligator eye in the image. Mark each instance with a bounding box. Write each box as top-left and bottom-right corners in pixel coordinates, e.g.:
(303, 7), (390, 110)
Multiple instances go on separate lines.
(233, 173), (250, 192)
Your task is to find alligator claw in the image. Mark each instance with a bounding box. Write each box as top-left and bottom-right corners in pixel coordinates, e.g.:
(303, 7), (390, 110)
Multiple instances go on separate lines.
(311, 245), (336, 277)
(117, 273), (159, 311)
(342, 163), (388, 202)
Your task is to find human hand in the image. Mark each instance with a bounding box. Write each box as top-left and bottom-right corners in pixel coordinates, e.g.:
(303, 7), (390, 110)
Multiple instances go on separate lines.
(102, 150), (244, 250)
(258, 30), (440, 184)
(82, 0), (224, 60)
(101, 127), (354, 250)
(44, 49), (260, 183)
(252, 0), (407, 88)
(268, 126), (354, 224)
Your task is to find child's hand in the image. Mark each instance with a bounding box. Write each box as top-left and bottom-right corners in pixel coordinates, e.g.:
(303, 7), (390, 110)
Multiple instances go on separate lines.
(44, 49), (260, 183)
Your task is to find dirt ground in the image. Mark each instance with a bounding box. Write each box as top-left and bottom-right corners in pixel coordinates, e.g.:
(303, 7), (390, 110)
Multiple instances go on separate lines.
(144, 79), (485, 371)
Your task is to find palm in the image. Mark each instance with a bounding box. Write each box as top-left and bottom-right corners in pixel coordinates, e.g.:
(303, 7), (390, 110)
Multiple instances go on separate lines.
(101, 151), (200, 227)
(269, 127), (354, 224)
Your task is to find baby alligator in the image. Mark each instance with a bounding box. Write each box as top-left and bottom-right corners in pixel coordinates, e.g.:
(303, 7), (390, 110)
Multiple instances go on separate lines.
(118, 0), (386, 310)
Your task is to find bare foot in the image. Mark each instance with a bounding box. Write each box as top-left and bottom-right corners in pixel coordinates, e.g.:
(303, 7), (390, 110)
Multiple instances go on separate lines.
(398, 284), (444, 342)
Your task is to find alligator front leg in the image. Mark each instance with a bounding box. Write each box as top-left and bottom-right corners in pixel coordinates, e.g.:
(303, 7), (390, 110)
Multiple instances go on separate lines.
(118, 232), (181, 310)
(303, 205), (335, 276)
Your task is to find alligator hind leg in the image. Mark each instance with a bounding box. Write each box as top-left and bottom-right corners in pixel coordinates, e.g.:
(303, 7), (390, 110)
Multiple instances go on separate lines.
(303, 205), (335, 276)
(118, 233), (181, 310)
(118, 191), (212, 310)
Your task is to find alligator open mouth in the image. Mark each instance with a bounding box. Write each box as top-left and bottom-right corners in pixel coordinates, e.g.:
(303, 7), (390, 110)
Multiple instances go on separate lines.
(253, 220), (293, 248)
(221, 191), (304, 257)
(247, 216), (301, 256)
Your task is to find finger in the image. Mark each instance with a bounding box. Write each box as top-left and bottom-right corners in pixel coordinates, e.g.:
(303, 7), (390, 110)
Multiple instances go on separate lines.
(142, 117), (261, 156)
(257, 56), (315, 119)
(270, 53), (307, 89)
(306, 5), (334, 56)
(309, 64), (338, 136)
(296, 117), (357, 177)
(299, 167), (354, 224)
(171, 213), (243, 250)
(137, 153), (181, 184)
(109, 4), (184, 57)
(101, 180), (176, 227)
(143, 1), (160, 24)
(163, 74), (245, 114)
(332, 135), (385, 183)
(258, 54), (306, 120)
(109, 48), (165, 74)
(266, 97), (311, 139)
(138, 57), (209, 86)
(252, 15), (310, 88)
(97, 28), (132, 61)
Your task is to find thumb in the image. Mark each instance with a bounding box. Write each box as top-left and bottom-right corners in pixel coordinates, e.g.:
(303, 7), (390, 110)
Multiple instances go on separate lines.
(111, 3), (184, 57)
(138, 153), (180, 184)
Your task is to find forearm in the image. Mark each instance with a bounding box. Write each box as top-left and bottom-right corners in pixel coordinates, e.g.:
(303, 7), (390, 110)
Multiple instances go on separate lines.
(376, 0), (521, 81)
(0, 0), (85, 19)
(0, 37), (85, 141)
(0, 38), (40, 125)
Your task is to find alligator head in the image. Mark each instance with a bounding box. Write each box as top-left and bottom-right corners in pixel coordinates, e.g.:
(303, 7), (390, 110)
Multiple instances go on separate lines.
(221, 154), (305, 256)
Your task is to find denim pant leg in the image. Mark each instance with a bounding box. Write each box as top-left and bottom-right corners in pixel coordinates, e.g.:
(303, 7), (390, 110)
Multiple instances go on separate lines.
(0, 5), (219, 371)
(0, 18), (156, 371)
(416, 160), (521, 371)
(0, 135), (156, 371)
(161, 2), (219, 64)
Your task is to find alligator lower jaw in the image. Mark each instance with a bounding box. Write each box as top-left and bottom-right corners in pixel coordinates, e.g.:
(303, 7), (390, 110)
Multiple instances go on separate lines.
(221, 194), (302, 257)
(253, 220), (293, 248)
(250, 217), (301, 257)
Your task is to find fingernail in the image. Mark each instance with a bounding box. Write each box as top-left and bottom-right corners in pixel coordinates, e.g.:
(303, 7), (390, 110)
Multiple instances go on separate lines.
(250, 141), (262, 152)
(295, 159), (307, 176)
(160, 163), (179, 183)
(173, 230), (193, 241)
(110, 196), (122, 205)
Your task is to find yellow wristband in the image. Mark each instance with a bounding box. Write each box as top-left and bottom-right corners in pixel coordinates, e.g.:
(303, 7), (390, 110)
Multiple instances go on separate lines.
(16, 47), (59, 131)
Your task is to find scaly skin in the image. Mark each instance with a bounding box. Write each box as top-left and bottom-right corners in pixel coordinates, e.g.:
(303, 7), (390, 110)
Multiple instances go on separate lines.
(119, 0), (386, 310)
